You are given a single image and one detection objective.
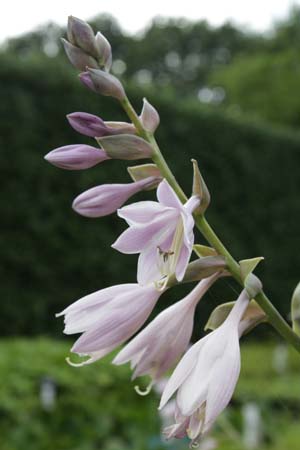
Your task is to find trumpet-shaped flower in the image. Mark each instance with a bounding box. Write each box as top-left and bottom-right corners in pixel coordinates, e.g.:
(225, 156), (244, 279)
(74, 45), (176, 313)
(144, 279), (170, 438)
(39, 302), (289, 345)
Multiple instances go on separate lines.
(112, 180), (200, 285)
(113, 274), (220, 385)
(159, 289), (250, 446)
(57, 283), (163, 366)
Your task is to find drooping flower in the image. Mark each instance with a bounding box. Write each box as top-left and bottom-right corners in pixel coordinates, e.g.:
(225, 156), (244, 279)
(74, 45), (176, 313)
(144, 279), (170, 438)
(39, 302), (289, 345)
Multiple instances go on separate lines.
(57, 283), (163, 366)
(112, 179), (200, 285)
(72, 176), (160, 218)
(44, 144), (110, 170)
(159, 289), (250, 446)
(113, 273), (221, 387)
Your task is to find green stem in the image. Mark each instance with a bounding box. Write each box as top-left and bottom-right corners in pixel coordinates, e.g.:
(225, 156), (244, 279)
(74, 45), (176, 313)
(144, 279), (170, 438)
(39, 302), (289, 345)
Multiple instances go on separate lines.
(196, 216), (300, 352)
(119, 94), (300, 353)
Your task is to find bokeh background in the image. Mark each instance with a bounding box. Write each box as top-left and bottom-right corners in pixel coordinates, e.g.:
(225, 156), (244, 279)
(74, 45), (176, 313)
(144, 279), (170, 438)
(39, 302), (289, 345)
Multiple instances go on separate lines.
(1, 1), (300, 449)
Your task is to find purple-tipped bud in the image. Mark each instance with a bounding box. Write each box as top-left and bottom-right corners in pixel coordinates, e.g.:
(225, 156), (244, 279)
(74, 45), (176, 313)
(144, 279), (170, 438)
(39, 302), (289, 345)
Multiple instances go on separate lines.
(95, 32), (112, 71)
(67, 112), (135, 138)
(61, 39), (99, 71)
(79, 71), (97, 91)
(67, 16), (98, 59)
(140, 98), (160, 133)
(79, 69), (125, 100)
(97, 134), (153, 160)
(72, 176), (159, 218)
(44, 144), (110, 170)
(67, 112), (109, 137)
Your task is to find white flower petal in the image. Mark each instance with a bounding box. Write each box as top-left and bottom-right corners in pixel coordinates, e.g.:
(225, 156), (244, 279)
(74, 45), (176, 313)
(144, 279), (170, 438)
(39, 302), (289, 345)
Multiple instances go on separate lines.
(157, 179), (183, 210)
(204, 331), (241, 432)
(159, 339), (203, 410)
(117, 201), (173, 225)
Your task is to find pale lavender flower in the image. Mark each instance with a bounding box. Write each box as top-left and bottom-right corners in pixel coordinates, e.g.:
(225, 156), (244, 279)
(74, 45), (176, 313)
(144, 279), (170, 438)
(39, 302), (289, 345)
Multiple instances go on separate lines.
(112, 179), (200, 285)
(113, 274), (220, 388)
(67, 112), (134, 138)
(57, 283), (163, 366)
(159, 289), (250, 446)
(73, 176), (159, 218)
(44, 144), (109, 170)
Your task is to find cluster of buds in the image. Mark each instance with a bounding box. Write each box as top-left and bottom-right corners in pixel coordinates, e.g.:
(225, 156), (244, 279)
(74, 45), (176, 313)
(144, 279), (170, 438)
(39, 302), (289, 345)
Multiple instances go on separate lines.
(45, 16), (267, 447)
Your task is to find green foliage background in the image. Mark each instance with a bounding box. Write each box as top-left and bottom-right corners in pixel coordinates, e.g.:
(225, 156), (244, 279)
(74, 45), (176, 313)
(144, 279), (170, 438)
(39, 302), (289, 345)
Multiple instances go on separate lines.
(0, 339), (299, 450)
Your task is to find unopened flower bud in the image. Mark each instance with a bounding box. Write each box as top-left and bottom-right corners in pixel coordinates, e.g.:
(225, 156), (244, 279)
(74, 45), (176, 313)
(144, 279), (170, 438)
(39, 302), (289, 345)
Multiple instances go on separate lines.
(67, 112), (135, 138)
(44, 144), (109, 170)
(140, 98), (160, 133)
(67, 112), (109, 137)
(95, 32), (112, 71)
(79, 71), (96, 92)
(72, 176), (159, 218)
(61, 39), (99, 71)
(191, 159), (210, 214)
(79, 69), (125, 100)
(67, 16), (98, 59)
(97, 134), (153, 160)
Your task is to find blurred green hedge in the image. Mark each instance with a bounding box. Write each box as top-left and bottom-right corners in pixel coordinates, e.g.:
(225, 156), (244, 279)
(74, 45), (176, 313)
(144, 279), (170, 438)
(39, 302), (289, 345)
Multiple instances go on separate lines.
(0, 338), (299, 450)
(0, 338), (161, 450)
(1, 54), (300, 335)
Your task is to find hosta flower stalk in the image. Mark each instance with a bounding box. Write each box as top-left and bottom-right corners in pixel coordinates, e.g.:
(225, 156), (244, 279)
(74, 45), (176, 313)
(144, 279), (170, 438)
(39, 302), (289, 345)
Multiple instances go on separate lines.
(43, 15), (300, 449)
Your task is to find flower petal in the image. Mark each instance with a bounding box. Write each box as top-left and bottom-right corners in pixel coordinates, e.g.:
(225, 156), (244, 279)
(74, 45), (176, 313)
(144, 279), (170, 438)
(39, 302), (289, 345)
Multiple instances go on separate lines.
(58, 284), (136, 316)
(175, 242), (193, 282)
(137, 245), (162, 285)
(72, 286), (160, 353)
(159, 340), (203, 410)
(204, 332), (241, 432)
(157, 180), (183, 210)
(117, 201), (174, 225)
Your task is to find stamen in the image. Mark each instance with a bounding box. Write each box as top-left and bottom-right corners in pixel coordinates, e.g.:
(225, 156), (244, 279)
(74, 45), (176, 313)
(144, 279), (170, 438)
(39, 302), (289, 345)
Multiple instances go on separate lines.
(169, 218), (184, 274)
(66, 356), (91, 367)
(134, 380), (154, 396)
(157, 246), (174, 278)
(190, 440), (200, 449)
(66, 356), (89, 367)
